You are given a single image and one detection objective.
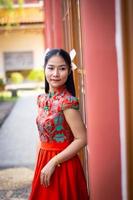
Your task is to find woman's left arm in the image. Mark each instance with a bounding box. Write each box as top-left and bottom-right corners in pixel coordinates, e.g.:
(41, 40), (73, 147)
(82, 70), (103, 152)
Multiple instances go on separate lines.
(54, 108), (87, 163)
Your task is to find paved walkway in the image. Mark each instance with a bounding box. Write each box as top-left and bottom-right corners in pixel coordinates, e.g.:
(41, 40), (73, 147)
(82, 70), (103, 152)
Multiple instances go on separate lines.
(0, 101), (15, 127)
(0, 92), (40, 199)
(0, 94), (39, 168)
(0, 167), (34, 200)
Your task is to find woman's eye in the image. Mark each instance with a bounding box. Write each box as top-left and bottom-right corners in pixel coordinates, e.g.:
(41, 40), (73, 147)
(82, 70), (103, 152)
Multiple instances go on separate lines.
(47, 67), (54, 70)
(60, 67), (66, 70)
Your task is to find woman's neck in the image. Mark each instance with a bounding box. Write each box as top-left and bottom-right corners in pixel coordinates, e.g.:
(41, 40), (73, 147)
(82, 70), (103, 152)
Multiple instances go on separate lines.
(49, 85), (66, 93)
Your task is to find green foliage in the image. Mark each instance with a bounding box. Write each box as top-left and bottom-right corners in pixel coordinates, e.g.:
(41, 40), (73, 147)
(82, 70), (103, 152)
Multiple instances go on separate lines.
(0, 91), (17, 101)
(0, 0), (24, 9)
(10, 72), (24, 84)
(0, 77), (5, 91)
(0, 77), (4, 86)
(18, 0), (24, 7)
(27, 68), (44, 82)
(0, 0), (13, 9)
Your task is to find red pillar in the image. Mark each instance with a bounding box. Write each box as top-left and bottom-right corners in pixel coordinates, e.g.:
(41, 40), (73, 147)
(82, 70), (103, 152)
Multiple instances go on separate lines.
(80, 0), (122, 199)
(44, 0), (53, 48)
(53, 0), (63, 48)
(44, 0), (63, 48)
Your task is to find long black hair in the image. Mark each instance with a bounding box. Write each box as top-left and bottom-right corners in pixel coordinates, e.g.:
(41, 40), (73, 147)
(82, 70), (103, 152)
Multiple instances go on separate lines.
(44, 48), (76, 96)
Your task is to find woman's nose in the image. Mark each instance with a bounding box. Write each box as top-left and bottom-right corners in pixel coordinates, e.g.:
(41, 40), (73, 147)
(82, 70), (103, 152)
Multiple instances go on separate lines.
(53, 69), (59, 76)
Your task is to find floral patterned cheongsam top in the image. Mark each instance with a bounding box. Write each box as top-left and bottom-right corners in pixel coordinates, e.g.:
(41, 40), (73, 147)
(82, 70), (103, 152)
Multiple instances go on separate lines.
(36, 87), (79, 143)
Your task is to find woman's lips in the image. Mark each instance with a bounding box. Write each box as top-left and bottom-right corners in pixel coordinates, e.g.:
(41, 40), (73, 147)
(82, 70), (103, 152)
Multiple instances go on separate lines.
(51, 79), (61, 81)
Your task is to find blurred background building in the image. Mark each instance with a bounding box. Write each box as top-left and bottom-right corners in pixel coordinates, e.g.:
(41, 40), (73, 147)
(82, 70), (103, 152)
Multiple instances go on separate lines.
(0, 0), (44, 85)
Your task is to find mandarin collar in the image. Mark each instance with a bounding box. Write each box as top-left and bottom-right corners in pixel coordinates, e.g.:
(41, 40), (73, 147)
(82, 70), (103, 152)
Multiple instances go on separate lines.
(48, 85), (66, 98)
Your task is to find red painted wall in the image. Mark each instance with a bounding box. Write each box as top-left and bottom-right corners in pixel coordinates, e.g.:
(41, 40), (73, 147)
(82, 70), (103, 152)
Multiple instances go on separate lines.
(80, 0), (122, 199)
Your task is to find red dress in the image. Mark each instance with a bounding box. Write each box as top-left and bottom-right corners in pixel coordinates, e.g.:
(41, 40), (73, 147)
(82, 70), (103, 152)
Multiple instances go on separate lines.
(29, 87), (89, 200)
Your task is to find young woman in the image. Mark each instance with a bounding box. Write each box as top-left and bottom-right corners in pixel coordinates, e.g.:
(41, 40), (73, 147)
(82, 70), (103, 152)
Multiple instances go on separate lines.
(29, 49), (89, 200)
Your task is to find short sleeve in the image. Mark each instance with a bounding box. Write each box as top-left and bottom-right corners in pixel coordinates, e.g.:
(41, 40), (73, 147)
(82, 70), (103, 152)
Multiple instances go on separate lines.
(37, 94), (45, 108)
(62, 96), (79, 111)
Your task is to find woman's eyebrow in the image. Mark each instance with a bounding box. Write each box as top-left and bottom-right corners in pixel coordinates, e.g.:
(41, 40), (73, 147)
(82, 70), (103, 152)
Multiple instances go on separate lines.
(47, 64), (54, 66)
(59, 64), (67, 67)
(48, 64), (67, 67)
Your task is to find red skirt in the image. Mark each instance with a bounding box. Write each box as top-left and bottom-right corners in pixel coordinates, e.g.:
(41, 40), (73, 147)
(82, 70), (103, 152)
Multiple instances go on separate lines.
(28, 142), (89, 200)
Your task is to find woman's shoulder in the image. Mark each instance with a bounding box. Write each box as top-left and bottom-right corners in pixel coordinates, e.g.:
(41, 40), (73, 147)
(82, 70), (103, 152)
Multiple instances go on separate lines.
(37, 93), (47, 101)
(63, 89), (79, 101)
(62, 91), (79, 111)
(37, 93), (47, 107)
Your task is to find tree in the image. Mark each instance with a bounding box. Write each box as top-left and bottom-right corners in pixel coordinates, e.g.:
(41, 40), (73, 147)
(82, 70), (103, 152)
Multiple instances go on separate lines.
(0, 0), (23, 9)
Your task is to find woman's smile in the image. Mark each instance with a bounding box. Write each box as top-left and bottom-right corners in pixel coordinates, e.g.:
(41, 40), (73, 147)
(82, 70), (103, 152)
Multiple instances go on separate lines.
(51, 79), (61, 81)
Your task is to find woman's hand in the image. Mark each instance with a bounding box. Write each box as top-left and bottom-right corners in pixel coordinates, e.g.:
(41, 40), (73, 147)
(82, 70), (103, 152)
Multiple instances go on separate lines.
(40, 157), (57, 187)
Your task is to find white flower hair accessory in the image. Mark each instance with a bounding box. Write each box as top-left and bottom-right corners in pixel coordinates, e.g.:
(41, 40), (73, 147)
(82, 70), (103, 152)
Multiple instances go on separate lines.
(69, 49), (77, 70)
(44, 48), (77, 71)
(44, 48), (50, 58)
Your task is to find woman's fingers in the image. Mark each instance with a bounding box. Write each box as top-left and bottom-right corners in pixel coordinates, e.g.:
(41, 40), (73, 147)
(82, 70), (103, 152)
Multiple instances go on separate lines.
(44, 173), (48, 187)
(44, 173), (51, 187)
(40, 171), (44, 185)
(40, 159), (56, 187)
(47, 175), (50, 186)
(40, 171), (50, 187)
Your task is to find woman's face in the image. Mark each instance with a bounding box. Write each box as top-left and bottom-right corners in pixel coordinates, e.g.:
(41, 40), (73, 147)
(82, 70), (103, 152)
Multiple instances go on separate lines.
(45, 55), (69, 91)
